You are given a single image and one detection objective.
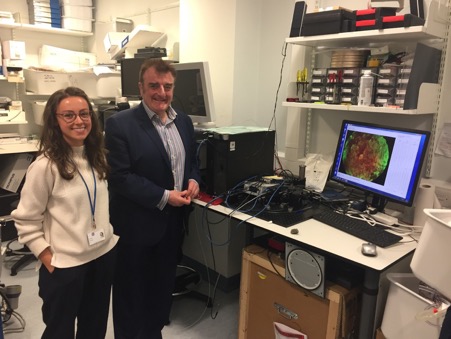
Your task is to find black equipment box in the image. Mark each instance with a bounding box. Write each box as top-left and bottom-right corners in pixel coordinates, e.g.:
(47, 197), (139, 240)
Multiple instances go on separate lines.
(354, 7), (396, 20)
(301, 9), (355, 36)
(205, 129), (275, 196)
(382, 14), (425, 29)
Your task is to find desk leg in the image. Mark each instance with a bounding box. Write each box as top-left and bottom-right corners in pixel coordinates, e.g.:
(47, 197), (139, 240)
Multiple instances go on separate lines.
(359, 269), (379, 339)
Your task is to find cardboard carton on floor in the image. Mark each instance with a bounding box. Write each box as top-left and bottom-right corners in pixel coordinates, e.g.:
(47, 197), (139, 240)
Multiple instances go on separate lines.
(238, 244), (361, 339)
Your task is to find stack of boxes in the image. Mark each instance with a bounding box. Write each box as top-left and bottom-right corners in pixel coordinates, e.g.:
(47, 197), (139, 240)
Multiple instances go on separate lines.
(61, 0), (94, 33)
(28, 0), (62, 28)
(309, 68), (327, 103)
(375, 64), (399, 106)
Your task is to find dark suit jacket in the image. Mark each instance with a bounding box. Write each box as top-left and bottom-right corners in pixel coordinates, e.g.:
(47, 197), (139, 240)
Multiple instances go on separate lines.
(104, 103), (201, 245)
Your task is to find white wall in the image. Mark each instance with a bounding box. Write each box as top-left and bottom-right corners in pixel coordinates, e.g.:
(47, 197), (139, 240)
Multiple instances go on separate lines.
(4, 0), (450, 185)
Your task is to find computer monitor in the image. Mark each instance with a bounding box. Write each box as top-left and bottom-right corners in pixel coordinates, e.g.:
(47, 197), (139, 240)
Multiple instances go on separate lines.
(120, 58), (144, 100)
(171, 62), (215, 127)
(330, 120), (430, 211)
(120, 59), (216, 126)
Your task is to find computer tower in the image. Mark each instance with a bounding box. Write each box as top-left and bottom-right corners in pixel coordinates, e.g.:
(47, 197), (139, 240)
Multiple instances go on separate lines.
(205, 129), (275, 196)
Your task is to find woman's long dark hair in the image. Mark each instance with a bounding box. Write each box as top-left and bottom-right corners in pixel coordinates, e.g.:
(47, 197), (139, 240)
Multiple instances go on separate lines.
(39, 87), (109, 180)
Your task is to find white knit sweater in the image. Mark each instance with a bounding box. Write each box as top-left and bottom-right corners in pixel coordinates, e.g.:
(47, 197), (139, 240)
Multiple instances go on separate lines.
(12, 146), (118, 268)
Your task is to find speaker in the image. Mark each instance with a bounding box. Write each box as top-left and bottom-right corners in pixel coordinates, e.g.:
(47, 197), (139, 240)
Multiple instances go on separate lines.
(285, 242), (326, 298)
(289, 1), (307, 38)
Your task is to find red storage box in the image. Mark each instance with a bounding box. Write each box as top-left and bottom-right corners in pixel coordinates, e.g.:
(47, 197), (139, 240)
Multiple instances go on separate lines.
(382, 14), (425, 28)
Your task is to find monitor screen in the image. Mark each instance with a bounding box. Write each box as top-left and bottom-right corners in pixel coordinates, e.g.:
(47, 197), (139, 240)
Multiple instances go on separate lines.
(120, 58), (143, 99)
(172, 62), (215, 126)
(330, 120), (430, 209)
(120, 59), (215, 125)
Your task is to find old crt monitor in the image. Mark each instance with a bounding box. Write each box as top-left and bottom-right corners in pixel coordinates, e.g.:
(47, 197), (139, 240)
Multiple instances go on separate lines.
(172, 62), (215, 127)
(331, 120), (430, 211)
(120, 59), (215, 126)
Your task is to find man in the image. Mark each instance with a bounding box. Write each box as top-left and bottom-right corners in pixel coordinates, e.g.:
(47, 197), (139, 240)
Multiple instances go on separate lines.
(105, 58), (200, 338)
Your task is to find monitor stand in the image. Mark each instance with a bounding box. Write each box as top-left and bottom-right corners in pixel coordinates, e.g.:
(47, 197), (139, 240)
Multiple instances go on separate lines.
(371, 195), (388, 212)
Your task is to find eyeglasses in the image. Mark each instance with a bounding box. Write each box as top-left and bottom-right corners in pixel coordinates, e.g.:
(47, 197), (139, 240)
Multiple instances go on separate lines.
(56, 110), (92, 123)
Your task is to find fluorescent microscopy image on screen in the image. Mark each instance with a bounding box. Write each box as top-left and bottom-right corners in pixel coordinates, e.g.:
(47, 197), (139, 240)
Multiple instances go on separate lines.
(341, 132), (392, 184)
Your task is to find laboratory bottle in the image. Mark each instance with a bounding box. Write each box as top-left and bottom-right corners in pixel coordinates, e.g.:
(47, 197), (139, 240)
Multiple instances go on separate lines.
(358, 70), (374, 106)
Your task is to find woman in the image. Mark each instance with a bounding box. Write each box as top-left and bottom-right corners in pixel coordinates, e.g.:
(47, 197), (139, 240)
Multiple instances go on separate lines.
(12, 87), (118, 339)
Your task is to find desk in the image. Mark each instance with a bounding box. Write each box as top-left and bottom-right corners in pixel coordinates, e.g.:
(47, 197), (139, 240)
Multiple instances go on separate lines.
(193, 200), (417, 339)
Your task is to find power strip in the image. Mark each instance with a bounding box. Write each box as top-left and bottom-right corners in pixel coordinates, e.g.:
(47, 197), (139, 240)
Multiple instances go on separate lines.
(371, 212), (398, 226)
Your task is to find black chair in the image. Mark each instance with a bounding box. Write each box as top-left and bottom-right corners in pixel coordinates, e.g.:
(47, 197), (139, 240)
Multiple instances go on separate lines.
(1, 216), (36, 276)
(1, 188), (37, 277)
(173, 264), (212, 307)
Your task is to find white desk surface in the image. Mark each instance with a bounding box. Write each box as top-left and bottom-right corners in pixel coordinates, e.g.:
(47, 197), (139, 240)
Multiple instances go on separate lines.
(195, 200), (417, 272)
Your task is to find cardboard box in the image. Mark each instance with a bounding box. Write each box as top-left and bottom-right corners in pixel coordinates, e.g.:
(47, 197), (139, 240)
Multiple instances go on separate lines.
(61, 5), (93, 19)
(23, 68), (97, 97)
(0, 153), (34, 193)
(238, 245), (361, 339)
(60, 0), (93, 6)
(39, 45), (97, 71)
(1, 41), (26, 60)
(62, 17), (93, 32)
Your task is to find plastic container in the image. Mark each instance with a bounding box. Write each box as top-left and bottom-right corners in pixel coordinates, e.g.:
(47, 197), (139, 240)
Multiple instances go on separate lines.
(411, 208), (451, 300)
(358, 70), (374, 106)
(31, 101), (46, 126)
(381, 273), (443, 339)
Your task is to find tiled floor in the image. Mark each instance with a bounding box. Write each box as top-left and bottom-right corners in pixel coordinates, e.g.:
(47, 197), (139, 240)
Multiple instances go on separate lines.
(1, 252), (240, 339)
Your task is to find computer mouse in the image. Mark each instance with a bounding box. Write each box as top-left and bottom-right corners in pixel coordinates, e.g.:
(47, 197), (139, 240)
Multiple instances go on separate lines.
(361, 242), (377, 257)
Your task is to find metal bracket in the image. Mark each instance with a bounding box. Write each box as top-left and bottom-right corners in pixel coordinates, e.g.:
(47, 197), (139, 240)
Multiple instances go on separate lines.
(274, 302), (298, 320)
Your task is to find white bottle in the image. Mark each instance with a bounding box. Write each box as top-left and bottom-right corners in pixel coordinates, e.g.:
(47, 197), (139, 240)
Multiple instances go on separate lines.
(358, 70), (374, 106)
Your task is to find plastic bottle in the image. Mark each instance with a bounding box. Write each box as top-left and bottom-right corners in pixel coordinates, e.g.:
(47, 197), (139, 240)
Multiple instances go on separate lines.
(358, 70), (374, 106)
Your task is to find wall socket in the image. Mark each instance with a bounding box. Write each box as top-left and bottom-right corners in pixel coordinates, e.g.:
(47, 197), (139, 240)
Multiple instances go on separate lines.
(435, 186), (451, 208)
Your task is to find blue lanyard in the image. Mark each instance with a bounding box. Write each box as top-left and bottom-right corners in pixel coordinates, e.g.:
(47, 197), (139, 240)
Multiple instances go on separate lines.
(78, 166), (97, 229)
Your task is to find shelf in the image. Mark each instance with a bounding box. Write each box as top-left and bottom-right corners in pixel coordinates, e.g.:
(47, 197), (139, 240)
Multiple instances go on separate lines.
(286, 1), (447, 47)
(109, 25), (165, 60)
(0, 22), (93, 37)
(0, 121), (28, 125)
(282, 101), (432, 115)
(0, 140), (38, 155)
(0, 110), (27, 124)
(283, 83), (439, 115)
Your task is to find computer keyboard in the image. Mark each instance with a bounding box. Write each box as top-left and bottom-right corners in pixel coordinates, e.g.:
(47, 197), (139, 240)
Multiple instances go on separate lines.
(256, 210), (308, 227)
(313, 210), (403, 248)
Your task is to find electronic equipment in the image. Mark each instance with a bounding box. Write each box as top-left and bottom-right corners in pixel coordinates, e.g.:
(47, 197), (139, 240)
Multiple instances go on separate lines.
(289, 1), (307, 37)
(171, 62), (216, 127)
(313, 209), (403, 248)
(285, 242), (326, 298)
(120, 57), (143, 99)
(206, 129), (275, 196)
(361, 242), (378, 257)
(119, 59), (216, 127)
(330, 120), (430, 211)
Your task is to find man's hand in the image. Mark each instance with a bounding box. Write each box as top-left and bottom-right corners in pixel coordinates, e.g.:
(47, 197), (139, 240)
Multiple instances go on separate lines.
(168, 190), (191, 207)
(186, 180), (200, 199)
